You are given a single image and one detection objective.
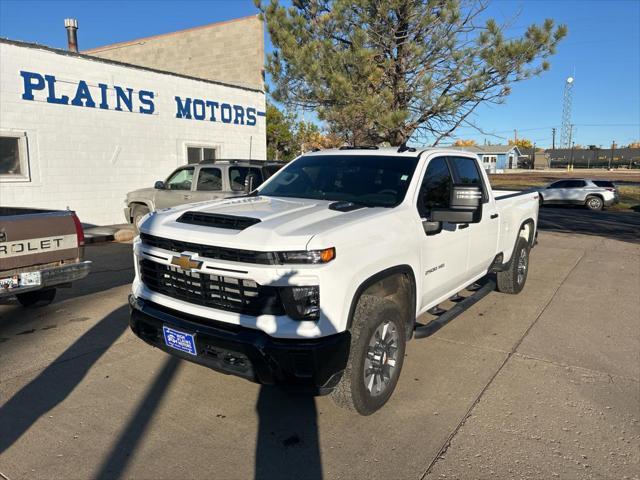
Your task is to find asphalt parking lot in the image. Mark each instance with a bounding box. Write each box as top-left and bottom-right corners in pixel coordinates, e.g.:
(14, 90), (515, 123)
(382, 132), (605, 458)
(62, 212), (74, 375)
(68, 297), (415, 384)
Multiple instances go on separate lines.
(1, 209), (639, 480)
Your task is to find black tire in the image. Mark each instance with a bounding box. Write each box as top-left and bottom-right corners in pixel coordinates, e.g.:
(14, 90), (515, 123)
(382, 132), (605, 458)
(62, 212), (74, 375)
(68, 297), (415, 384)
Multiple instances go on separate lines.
(16, 288), (56, 307)
(585, 195), (603, 211)
(496, 237), (530, 295)
(131, 204), (150, 230)
(331, 295), (406, 415)
(538, 194), (544, 207)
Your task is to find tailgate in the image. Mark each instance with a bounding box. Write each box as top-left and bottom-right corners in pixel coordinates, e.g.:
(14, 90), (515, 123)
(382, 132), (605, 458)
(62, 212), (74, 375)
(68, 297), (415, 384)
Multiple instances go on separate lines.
(0, 210), (79, 272)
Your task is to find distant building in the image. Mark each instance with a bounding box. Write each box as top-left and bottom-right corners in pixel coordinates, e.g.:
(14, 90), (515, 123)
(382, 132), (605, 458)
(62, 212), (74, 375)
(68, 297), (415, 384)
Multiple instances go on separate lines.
(451, 145), (522, 173)
(84, 16), (264, 91)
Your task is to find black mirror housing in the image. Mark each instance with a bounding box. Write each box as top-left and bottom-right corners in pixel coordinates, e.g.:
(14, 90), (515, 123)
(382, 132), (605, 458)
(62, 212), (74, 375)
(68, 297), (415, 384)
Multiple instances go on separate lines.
(244, 174), (257, 194)
(430, 184), (483, 224)
(154, 181), (165, 189)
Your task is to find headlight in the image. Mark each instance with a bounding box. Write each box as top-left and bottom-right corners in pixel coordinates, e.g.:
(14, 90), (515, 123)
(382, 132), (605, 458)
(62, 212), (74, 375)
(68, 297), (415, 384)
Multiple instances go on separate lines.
(280, 286), (320, 320)
(277, 247), (335, 264)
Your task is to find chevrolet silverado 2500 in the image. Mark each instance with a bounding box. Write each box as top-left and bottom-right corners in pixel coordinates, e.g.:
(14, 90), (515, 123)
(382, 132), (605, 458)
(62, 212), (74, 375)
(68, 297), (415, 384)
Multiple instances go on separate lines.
(0, 207), (91, 306)
(129, 147), (539, 415)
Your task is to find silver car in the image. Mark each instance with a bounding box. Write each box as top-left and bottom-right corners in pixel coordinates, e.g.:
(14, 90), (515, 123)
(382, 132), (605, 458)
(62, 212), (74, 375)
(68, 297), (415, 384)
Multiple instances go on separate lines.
(124, 160), (283, 226)
(539, 178), (617, 211)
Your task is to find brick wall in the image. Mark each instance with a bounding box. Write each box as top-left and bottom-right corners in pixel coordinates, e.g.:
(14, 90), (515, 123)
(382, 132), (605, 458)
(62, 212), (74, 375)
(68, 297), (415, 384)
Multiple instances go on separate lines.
(84, 16), (264, 91)
(0, 41), (266, 225)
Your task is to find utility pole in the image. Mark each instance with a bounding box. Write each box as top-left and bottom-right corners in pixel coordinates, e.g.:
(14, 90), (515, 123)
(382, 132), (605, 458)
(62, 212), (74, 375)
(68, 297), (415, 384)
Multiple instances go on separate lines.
(609, 140), (615, 170)
(570, 141), (575, 170)
(532, 142), (537, 170)
(551, 128), (556, 150)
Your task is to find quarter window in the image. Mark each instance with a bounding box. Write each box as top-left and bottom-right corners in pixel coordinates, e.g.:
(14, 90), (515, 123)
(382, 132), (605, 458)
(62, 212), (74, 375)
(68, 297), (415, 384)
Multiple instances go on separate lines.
(165, 167), (195, 190)
(197, 168), (222, 191)
(229, 167), (263, 191)
(418, 157), (453, 217)
(0, 132), (30, 182)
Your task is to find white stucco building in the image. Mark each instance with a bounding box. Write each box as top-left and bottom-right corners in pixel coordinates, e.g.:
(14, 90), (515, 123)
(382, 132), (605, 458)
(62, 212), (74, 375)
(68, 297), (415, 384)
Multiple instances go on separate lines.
(0, 38), (266, 225)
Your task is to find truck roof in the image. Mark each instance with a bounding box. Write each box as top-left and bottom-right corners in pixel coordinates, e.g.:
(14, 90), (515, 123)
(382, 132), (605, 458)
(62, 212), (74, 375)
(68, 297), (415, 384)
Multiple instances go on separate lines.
(302, 146), (477, 158)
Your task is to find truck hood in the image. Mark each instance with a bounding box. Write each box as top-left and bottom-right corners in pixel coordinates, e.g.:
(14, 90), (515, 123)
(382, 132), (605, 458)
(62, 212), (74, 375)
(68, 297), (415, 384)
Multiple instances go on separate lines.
(140, 195), (388, 251)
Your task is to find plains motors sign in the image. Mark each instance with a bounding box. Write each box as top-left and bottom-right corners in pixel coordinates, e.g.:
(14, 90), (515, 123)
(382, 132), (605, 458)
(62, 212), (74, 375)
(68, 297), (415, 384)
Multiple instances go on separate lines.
(19, 70), (264, 126)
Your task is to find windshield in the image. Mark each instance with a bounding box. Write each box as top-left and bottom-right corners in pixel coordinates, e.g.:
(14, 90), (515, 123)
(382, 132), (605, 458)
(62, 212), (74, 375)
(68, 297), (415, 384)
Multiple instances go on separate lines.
(257, 154), (419, 207)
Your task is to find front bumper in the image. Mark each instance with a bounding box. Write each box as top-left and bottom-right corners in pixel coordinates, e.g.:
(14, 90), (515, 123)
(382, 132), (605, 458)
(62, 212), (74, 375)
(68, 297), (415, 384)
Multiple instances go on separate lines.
(129, 295), (350, 394)
(0, 261), (92, 299)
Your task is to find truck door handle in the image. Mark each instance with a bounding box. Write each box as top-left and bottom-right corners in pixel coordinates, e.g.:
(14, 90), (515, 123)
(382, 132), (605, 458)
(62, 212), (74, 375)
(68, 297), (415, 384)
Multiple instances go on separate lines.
(183, 195), (192, 200)
(458, 224), (469, 229)
(490, 213), (499, 219)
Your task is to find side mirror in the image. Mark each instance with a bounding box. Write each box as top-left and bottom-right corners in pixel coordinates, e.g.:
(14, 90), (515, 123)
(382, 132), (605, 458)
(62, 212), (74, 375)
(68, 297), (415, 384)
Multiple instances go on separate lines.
(431, 184), (483, 224)
(244, 174), (258, 194)
(154, 181), (165, 190)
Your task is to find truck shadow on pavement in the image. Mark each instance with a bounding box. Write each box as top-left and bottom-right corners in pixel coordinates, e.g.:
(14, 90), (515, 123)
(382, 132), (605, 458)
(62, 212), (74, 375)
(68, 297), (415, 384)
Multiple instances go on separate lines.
(0, 304), (130, 455)
(255, 386), (323, 480)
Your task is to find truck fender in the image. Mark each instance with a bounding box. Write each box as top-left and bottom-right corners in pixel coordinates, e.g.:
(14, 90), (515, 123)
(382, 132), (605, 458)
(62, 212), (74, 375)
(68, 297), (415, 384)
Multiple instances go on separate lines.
(491, 218), (536, 272)
(346, 265), (417, 341)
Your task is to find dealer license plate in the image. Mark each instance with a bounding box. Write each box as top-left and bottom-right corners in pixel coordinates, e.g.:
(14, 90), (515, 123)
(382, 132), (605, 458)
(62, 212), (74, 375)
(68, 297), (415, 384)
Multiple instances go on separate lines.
(0, 275), (19, 290)
(20, 271), (41, 286)
(162, 326), (197, 356)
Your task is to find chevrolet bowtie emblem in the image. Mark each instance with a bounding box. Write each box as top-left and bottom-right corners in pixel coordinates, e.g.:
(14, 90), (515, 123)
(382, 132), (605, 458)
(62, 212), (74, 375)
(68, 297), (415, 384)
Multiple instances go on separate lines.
(171, 253), (203, 271)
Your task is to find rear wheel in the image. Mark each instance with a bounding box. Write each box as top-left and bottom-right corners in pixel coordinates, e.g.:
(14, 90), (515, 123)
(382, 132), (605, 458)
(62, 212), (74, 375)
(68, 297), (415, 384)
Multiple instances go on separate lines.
(16, 288), (56, 307)
(585, 195), (603, 211)
(496, 237), (530, 295)
(331, 295), (406, 415)
(131, 204), (150, 230)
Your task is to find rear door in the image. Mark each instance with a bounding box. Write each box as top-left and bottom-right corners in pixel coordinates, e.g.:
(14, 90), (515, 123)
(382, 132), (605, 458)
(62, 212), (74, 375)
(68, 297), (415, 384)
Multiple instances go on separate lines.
(190, 166), (226, 203)
(417, 156), (470, 306)
(561, 180), (588, 203)
(154, 166), (195, 209)
(449, 156), (500, 276)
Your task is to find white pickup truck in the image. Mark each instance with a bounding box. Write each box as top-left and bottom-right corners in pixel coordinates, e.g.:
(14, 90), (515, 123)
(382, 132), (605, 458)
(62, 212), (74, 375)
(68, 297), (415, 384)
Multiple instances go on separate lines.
(129, 147), (539, 415)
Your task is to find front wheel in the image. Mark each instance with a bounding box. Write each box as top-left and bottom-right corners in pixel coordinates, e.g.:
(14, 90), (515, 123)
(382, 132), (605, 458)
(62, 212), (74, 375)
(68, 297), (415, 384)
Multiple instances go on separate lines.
(331, 295), (406, 415)
(585, 195), (603, 211)
(496, 237), (530, 294)
(131, 205), (150, 231)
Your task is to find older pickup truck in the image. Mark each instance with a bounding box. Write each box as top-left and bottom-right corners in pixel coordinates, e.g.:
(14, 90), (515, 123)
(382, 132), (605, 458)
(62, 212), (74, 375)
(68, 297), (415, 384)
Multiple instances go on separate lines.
(129, 147), (539, 414)
(0, 207), (91, 306)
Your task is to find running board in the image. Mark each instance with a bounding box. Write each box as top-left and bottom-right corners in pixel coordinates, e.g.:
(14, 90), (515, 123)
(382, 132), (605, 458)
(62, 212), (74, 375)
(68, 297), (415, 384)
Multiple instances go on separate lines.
(414, 279), (496, 339)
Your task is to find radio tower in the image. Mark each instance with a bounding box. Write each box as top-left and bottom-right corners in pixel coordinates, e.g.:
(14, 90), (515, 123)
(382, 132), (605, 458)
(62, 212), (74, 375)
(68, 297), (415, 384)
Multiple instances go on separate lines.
(560, 76), (574, 148)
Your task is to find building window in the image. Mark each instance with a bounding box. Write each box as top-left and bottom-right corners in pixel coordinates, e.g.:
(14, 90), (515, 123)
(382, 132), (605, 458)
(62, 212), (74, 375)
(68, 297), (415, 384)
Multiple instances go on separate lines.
(0, 131), (30, 182)
(186, 145), (218, 164)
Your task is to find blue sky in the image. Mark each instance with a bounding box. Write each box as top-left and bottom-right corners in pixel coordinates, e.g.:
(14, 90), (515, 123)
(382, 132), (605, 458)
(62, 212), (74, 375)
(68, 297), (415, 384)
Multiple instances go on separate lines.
(1, 0), (638, 148)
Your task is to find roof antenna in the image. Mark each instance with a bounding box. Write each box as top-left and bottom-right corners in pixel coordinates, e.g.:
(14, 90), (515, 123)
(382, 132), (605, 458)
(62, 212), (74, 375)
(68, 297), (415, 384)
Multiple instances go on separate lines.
(398, 143), (416, 153)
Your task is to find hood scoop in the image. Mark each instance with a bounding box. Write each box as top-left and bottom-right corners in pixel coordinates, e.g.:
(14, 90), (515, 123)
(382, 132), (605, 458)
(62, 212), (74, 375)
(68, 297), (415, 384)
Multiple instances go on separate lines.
(328, 201), (366, 212)
(176, 211), (261, 230)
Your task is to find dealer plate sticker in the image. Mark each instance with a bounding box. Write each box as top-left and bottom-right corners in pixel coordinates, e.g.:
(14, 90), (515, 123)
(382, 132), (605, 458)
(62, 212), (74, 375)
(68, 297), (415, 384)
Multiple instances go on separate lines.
(162, 326), (197, 356)
(20, 271), (41, 286)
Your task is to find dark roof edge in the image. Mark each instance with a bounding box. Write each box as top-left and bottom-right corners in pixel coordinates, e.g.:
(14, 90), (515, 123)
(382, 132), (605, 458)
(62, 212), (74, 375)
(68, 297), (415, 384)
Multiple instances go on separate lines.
(0, 37), (264, 94)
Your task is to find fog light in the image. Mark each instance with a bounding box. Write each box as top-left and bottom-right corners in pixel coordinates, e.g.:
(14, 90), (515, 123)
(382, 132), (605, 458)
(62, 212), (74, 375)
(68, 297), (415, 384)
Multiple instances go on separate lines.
(280, 286), (320, 321)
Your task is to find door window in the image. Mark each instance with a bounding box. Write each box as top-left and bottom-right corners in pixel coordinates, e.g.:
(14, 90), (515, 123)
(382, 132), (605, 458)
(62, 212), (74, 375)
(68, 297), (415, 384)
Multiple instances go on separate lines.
(564, 180), (586, 188)
(197, 168), (222, 191)
(229, 167), (263, 191)
(450, 156), (487, 202)
(165, 167), (195, 190)
(548, 181), (568, 189)
(418, 157), (453, 218)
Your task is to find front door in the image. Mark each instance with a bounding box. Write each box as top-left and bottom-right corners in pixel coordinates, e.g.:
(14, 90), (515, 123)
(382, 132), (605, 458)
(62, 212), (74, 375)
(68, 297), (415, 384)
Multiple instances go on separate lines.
(448, 156), (500, 276)
(154, 166), (195, 209)
(417, 156), (470, 308)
